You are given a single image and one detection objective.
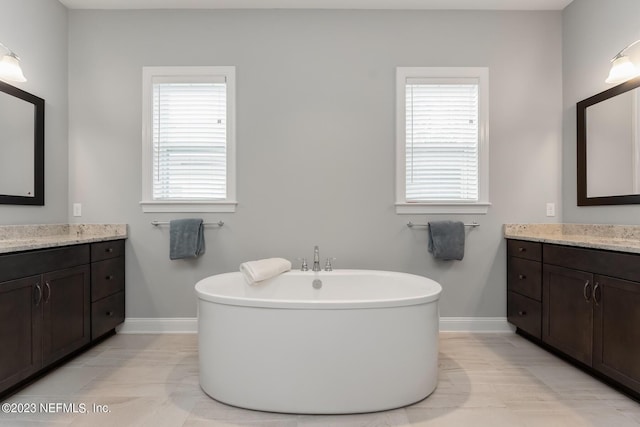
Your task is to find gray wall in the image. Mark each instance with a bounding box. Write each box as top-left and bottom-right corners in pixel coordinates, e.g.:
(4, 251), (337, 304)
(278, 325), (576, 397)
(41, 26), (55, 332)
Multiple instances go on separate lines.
(0, 0), (68, 224)
(562, 0), (640, 223)
(68, 10), (563, 318)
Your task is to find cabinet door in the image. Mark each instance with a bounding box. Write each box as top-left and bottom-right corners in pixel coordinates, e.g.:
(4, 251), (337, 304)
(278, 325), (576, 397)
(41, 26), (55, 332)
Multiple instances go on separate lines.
(42, 265), (90, 366)
(543, 264), (594, 366)
(593, 275), (640, 392)
(0, 276), (42, 391)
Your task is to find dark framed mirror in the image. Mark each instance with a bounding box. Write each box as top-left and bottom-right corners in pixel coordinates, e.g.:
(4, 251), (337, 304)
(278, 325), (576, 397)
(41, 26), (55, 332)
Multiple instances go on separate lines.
(577, 75), (640, 206)
(0, 80), (44, 205)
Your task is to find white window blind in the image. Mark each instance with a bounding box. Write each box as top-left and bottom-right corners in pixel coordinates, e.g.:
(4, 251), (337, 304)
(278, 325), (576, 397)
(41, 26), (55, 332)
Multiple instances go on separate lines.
(152, 77), (227, 200)
(405, 79), (479, 202)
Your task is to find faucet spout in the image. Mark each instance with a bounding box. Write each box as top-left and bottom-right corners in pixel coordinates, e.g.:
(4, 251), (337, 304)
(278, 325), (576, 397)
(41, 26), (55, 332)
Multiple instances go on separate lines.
(312, 246), (321, 272)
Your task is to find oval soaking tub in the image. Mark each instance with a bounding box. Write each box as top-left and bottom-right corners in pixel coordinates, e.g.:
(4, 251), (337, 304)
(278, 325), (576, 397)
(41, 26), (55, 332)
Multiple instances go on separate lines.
(195, 270), (442, 414)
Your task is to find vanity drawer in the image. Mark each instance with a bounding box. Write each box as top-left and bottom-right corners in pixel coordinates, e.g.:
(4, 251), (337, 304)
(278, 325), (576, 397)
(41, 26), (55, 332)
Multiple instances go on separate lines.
(507, 240), (542, 262)
(507, 257), (542, 301)
(0, 245), (90, 283)
(91, 291), (124, 339)
(507, 291), (541, 339)
(91, 240), (125, 262)
(544, 244), (640, 283)
(91, 257), (124, 302)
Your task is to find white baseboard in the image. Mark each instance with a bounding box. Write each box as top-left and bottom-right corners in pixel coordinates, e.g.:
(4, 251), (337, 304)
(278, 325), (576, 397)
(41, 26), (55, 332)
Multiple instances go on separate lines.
(118, 317), (198, 334)
(439, 317), (514, 332)
(118, 316), (514, 334)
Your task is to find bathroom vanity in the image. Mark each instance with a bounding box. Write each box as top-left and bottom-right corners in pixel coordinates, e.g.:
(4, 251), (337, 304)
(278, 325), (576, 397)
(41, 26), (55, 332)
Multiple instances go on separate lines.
(0, 224), (126, 396)
(505, 224), (640, 399)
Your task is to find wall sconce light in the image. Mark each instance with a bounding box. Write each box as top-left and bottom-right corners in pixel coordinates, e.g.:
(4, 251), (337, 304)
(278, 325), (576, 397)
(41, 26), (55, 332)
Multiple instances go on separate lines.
(0, 42), (27, 83)
(606, 39), (640, 84)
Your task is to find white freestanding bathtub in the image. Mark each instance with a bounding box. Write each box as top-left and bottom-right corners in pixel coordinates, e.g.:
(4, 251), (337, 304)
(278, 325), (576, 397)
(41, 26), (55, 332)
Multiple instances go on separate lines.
(195, 269), (442, 414)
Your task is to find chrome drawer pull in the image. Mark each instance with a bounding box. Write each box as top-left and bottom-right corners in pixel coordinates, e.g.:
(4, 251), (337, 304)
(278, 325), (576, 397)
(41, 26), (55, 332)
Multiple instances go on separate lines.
(105, 248), (114, 253)
(518, 274), (526, 280)
(44, 281), (51, 303)
(106, 311), (114, 317)
(583, 280), (592, 302)
(34, 283), (42, 306)
(518, 247), (526, 252)
(593, 282), (601, 306)
(105, 275), (114, 280)
(518, 310), (527, 316)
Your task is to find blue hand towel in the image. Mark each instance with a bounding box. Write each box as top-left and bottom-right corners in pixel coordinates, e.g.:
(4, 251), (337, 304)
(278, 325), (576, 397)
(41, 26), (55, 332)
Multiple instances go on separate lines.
(428, 221), (465, 261)
(169, 218), (205, 260)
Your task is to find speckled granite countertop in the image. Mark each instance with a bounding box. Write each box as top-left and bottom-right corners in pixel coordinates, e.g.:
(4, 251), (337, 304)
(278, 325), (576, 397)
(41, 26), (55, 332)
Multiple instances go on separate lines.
(504, 223), (640, 254)
(0, 224), (127, 254)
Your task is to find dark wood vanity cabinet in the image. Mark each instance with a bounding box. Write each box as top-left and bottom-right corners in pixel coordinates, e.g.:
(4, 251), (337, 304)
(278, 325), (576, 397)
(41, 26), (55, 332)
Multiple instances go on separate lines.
(507, 240), (542, 339)
(507, 239), (640, 398)
(592, 275), (640, 393)
(542, 264), (593, 366)
(42, 265), (91, 366)
(0, 276), (42, 392)
(0, 240), (125, 396)
(0, 245), (90, 393)
(90, 240), (125, 340)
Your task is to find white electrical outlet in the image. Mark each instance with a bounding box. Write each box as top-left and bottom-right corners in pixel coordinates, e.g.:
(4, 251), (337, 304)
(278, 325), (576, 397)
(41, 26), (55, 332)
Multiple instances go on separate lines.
(546, 202), (555, 217)
(73, 203), (82, 217)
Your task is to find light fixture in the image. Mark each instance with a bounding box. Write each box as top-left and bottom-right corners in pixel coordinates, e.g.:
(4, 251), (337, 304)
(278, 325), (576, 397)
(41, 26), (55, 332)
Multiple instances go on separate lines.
(606, 39), (640, 84)
(0, 42), (27, 83)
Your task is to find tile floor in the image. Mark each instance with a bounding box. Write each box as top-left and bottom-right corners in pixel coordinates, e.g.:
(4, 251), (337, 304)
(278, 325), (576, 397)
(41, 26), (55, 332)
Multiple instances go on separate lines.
(1, 332), (639, 426)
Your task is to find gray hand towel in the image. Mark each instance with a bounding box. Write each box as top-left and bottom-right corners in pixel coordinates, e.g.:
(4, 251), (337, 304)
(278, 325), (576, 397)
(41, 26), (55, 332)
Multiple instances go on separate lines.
(169, 218), (205, 260)
(428, 221), (465, 261)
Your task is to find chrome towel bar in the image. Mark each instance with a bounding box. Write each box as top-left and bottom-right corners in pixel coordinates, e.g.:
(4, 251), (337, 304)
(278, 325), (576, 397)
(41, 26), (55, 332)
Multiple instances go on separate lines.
(151, 220), (224, 227)
(407, 221), (479, 228)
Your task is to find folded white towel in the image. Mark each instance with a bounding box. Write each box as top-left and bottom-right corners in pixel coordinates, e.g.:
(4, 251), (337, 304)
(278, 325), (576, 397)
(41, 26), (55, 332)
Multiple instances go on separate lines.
(239, 258), (292, 285)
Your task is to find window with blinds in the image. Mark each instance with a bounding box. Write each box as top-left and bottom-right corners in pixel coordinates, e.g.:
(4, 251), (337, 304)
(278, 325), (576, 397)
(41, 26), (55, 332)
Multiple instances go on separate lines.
(405, 80), (479, 201)
(141, 66), (236, 213)
(152, 78), (227, 200)
(396, 67), (489, 214)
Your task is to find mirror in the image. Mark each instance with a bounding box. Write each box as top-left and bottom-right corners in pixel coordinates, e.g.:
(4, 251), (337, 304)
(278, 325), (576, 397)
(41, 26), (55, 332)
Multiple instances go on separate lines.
(0, 80), (44, 205)
(578, 75), (640, 206)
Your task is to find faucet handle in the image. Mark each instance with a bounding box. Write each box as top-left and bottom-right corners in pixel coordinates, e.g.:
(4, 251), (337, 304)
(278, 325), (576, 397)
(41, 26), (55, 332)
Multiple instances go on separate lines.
(324, 257), (336, 271)
(297, 257), (309, 271)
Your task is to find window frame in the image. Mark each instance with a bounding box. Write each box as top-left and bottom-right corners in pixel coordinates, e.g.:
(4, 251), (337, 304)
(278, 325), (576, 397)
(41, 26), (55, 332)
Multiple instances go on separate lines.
(395, 67), (490, 215)
(140, 66), (237, 213)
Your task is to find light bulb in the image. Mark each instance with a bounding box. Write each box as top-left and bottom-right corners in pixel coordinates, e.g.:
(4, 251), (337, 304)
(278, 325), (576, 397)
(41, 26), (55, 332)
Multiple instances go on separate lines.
(605, 55), (640, 84)
(0, 53), (27, 83)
